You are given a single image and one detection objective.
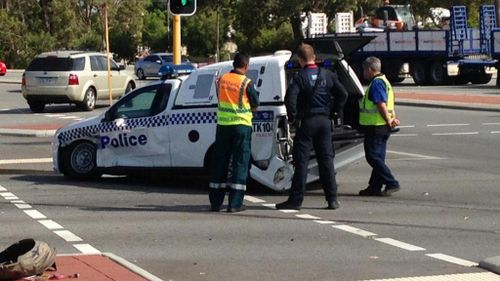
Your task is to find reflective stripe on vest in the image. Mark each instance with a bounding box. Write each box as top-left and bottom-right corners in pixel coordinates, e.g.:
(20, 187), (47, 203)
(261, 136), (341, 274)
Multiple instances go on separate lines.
(217, 73), (252, 126)
(359, 74), (394, 126)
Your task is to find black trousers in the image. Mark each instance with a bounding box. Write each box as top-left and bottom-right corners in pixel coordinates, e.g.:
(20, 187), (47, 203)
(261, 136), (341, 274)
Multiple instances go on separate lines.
(288, 115), (337, 205)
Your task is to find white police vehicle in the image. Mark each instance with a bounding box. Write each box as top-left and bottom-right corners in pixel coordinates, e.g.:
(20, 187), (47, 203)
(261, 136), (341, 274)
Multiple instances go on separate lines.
(52, 39), (368, 191)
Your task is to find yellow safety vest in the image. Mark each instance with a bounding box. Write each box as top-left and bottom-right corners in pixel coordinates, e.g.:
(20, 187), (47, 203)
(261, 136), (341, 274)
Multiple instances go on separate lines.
(359, 74), (395, 126)
(217, 72), (253, 126)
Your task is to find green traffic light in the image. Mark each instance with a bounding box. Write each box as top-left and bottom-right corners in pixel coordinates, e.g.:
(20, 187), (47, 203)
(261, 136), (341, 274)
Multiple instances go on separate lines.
(181, 0), (187, 5)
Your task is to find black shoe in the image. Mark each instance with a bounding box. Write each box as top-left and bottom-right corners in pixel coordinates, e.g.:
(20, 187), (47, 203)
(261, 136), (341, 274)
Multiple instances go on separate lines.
(227, 206), (246, 213)
(358, 187), (384, 196)
(275, 201), (301, 210)
(210, 206), (221, 212)
(383, 186), (400, 196)
(326, 200), (340, 210)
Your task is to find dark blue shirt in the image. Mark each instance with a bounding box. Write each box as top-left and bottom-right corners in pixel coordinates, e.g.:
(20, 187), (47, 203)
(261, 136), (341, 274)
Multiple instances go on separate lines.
(368, 77), (388, 105)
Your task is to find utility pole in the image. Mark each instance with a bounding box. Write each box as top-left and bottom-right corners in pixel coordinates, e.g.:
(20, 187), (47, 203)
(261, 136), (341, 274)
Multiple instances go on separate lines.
(173, 15), (181, 65)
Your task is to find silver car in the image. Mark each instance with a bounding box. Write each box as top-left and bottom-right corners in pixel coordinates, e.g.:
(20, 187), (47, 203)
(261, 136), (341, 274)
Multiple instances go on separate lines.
(22, 51), (136, 112)
(134, 52), (193, 80)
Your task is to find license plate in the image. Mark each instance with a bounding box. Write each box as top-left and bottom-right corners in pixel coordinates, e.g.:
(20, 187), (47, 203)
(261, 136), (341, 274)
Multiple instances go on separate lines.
(38, 77), (56, 85)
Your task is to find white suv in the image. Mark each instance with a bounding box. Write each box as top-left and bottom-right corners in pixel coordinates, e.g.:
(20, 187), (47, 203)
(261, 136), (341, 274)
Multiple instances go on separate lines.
(22, 51), (136, 112)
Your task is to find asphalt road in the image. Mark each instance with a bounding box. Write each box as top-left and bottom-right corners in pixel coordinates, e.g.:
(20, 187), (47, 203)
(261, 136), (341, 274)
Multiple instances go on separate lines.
(1, 103), (499, 281)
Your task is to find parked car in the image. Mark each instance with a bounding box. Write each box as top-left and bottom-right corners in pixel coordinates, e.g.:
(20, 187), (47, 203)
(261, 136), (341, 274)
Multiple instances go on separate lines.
(22, 51), (136, 113)
(134, 53), (195, 80)
(0, 60), (6, 76)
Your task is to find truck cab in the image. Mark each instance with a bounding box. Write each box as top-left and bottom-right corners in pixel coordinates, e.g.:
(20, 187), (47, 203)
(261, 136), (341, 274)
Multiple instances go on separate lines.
(53, 43), (366, 191)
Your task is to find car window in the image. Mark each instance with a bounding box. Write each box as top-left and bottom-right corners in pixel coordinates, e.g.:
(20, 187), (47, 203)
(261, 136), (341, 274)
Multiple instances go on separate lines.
(90, 56), (104, 71)
(27, 57), (73, 71)
(145, 56), (156, 62)
(161, 56), (173, 63)
(71, 57), (85, 71)
(193, 74), (215, 99)
(246, 69), (259, 84)
(97, 56), (110, 70)
(111, 84), (172, 119)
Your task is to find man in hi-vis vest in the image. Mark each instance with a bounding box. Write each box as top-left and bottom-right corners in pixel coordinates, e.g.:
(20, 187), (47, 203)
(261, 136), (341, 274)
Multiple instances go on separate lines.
(209, 53), (259, 213)
(358, 56), (400, 197)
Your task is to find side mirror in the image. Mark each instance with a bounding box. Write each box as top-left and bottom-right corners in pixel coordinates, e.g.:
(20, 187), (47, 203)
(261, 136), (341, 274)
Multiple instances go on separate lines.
(119, 64), (126, 70)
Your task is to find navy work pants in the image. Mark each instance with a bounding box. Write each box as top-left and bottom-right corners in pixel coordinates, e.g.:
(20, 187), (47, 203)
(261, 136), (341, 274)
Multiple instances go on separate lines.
(363, 130), (399, 191)
(288, 115), (337, 205)
(209, 124), (252, 209)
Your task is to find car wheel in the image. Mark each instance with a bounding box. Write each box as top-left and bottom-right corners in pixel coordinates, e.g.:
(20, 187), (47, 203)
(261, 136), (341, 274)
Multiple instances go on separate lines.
(28, 101), (45, 113)
(79, 87), (96, 111)
(62, 141), (101, 180)
(124, 81), (135, 95)
(136, 68), (146, 80)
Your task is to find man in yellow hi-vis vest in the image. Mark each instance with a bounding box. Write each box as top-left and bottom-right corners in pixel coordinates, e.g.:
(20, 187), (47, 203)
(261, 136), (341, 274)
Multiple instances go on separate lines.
(209, 53), (259, 212)
(359, 56), (400, 197)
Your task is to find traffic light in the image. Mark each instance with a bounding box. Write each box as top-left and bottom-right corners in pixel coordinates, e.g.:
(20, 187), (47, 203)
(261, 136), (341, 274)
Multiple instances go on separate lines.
(169, 0), (197, 16)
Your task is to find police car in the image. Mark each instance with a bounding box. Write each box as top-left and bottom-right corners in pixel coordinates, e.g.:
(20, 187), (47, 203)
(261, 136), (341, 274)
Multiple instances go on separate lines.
(52, 39), (368, 191)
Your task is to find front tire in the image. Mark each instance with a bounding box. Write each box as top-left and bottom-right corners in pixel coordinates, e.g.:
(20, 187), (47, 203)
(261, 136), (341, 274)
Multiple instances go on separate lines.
(62, 141), (101, 180)
(136, 68), (146, 80)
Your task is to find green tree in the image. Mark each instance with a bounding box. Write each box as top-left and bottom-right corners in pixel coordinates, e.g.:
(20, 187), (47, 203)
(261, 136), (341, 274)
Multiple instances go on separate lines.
(142, 9), (169, 52)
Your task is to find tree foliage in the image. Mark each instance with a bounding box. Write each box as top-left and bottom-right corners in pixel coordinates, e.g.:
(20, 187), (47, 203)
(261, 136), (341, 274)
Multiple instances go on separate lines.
(0, 0), (497, 68)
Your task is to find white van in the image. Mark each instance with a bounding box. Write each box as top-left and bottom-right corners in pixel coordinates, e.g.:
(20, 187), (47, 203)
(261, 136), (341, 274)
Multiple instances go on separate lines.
(52, 41), (367, 191)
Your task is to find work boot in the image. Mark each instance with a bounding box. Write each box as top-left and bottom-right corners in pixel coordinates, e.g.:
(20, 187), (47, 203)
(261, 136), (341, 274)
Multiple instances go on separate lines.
(275, 200), (301, 210)
(326, 200), (340, 210)
(358, 187), (383, 196)
(383, 186), (400, 196)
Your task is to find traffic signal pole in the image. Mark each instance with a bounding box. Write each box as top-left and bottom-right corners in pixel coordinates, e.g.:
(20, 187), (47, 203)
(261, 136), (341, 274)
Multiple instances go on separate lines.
(173, 15), (181, 65)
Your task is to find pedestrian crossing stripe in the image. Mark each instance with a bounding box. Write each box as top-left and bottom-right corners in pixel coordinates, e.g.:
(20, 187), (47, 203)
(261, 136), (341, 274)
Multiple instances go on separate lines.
(359, 272), (500, 281)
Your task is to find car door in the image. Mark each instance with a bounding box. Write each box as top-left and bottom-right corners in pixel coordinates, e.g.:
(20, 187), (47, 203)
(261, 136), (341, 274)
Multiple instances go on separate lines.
(145, 55), (162, 76)
(96, 83), (173, 168)
(89, 55), (109, 98)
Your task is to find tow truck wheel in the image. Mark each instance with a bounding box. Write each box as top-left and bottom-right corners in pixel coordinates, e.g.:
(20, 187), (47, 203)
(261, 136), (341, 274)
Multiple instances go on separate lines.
(62, 141), (101, 180)
(429, 61), (446, 85)
(411, 61), (429, 86)
(470, 73), (492, 84)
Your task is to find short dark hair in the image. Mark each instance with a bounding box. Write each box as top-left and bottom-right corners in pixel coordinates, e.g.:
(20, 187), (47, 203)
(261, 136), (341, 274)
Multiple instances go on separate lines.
(297, 43), (315, 62)
(233, 52), (250, 69)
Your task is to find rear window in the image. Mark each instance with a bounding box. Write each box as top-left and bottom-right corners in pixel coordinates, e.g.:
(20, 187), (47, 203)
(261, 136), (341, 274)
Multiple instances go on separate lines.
(26, 57), (85, 71)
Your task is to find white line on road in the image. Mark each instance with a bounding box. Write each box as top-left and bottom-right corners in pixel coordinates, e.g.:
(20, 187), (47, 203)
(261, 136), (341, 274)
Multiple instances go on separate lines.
(13, 204), (30, 209)
(388, 150), (446, 160)
(358, 272), (500, 281)
(0, 192), (15, 197)
(38, 219), (64, 230)
(24, 209), (47, 219)
(262, 203), (276, 209)
(332, 225), (378, 238)
(313, 220), (336, 224)
(432, 132), (479, 136)
(0, 185), (6, 191)
(491, 131), (500, 134)
(426, 253), (478, 267)
(54, 230), (83, 242)
(244, 196), (266, 203)
(375, 237), (426, 251)
(397, 125), (415, 128)
(59, 116), (79, 119)
(482, 122), (500, 126)
(73, 244), (101, 254)
(295, 214), (322, 220)
(0, 158), (52, 165)
(427, 123), (470, 127)
(392, 134), (419, 137)
(279, 209), (299, 213)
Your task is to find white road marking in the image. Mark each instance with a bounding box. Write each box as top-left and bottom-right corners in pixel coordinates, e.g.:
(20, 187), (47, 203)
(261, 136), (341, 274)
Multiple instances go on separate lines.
(392, 134), (419, 137)
(0, 185), (6, 191)
(313, 220), (336, 224)
(332, 225), (378, 238)
(388, 150), (446, 160)
(0, 192), (16, 197)
(24, 209), (47, 219)
(54, 230), (83, 242)
(426, 253), (478, 267)
(432, 132), (479, 136)
(358, 272), (500, 281)
(397, 125), (415, 128)
(427, 123), (470, 127)
(13, 203), (31, 209)
(375, 237), (426, 251)
(5, 196), (19, 200)
(60, 116), (79, 119)
(244, 196), (266, 203)
(0, 158), (52, 165)
(279, 209), (299, 213)
(73, 244), (101, 254)
(295, 214), (321, 220)
(482, 122), (500, 126)
(262, 203), (276, 209)
(10, 200), (25, 203)
(491, 131), (500, 134)
(38, 219), (64, 230)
